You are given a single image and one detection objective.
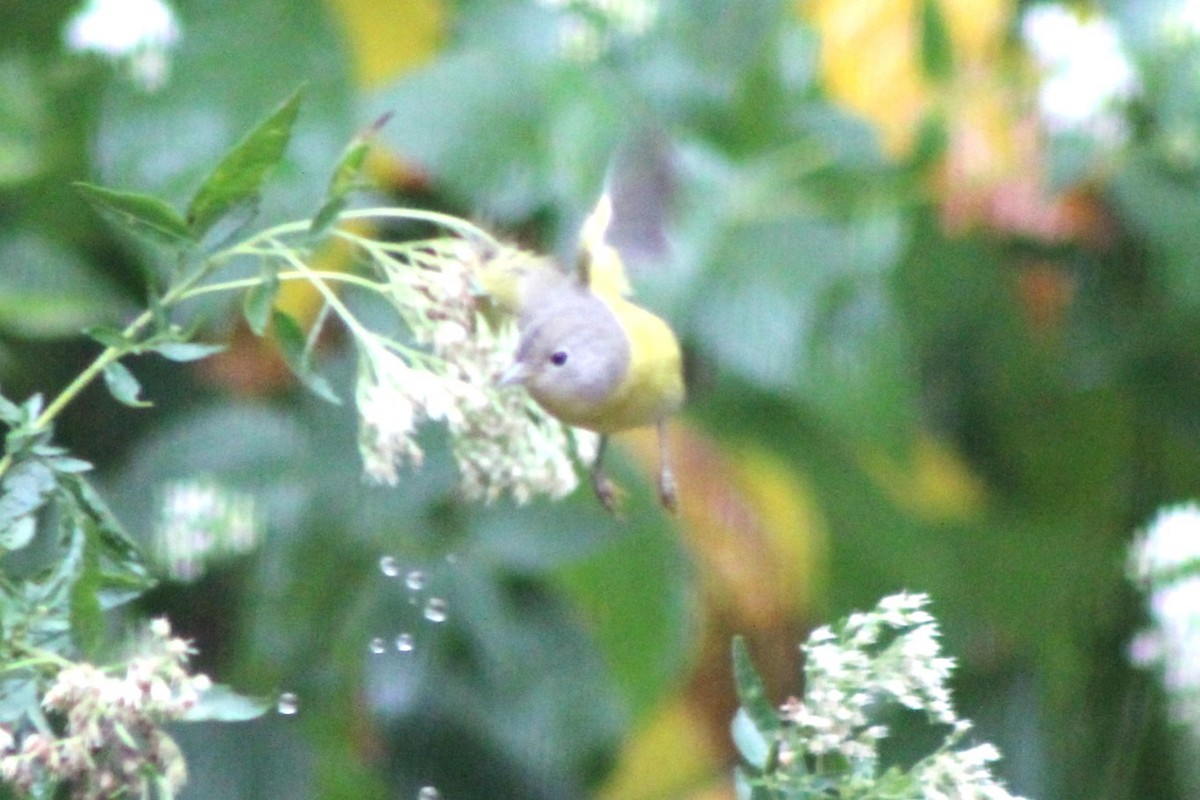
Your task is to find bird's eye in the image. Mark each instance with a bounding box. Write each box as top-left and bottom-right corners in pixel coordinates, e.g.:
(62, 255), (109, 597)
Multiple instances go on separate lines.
(550, 350), (569, 367)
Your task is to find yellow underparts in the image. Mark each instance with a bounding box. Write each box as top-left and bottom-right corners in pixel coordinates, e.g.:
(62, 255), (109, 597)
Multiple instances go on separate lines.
(580, 296), (685, 434)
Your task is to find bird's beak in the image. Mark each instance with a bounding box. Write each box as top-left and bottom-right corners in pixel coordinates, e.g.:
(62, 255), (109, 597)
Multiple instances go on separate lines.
(497, 361), (530, 388)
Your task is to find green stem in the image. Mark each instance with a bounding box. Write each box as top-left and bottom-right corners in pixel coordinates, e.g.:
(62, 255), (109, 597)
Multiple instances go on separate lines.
(0, 205), (494, 482)
(262, 238), (373, 340)
(179, 269), (383, 301)
(0, 307), (155, 481)
(2, 647), (76, 675)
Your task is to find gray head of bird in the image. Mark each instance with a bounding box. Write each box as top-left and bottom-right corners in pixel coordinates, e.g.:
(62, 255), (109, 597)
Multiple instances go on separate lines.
(497, 283), (631, 425)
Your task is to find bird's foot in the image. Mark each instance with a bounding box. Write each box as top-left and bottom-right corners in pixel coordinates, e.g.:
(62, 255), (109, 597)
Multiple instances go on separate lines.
(591, 469), (624, 517)
(657, 467), (679, 516)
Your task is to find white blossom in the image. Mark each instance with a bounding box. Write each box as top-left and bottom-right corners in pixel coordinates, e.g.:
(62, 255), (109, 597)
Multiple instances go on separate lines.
(353, 239), (583, 503)
(3, 619), (209, 798)
(1021, 4), (1138, 142)
(1129, 504), (1200, 731)
(63, 0), (181, 91)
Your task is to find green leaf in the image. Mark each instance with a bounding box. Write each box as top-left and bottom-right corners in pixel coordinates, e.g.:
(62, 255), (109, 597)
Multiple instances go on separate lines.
(0, 393), (21, 425)
(691, 208), (917, 451)
(243, 265), (280, 336)
(149, 341), (227, 362)
(309, 113), (388, 235)
(102, 360), (152, 408)
(47, 456), (93, 475)
(84, 325), (129, 349)
(185, 684), (271, 722)
(187, 87), (305, 237)
(68, 508), (104, 657)
(733, 768), (776, 800)
(919, 0), (953, 82)
(271, 309), (340, 404)
(732, 636), (780, 737)
(732, 707), (772, 768)
(61, 474), (154, 608)
(0, 458), (56, 549)
(73, 182), (196, 245)
(1, 516), (36, 551)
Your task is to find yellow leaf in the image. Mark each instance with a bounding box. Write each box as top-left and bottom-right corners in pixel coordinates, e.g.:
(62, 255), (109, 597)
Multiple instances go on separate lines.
(859, 433), (987, 521)
(799, 0), (1015, 156)
(324, 0), (446, 88)
(596, 698), (725, 800)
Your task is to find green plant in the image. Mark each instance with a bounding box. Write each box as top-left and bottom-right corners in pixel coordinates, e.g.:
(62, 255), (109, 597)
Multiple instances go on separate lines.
(732, 593), (1027, 800)
(0, 87), (582, 799)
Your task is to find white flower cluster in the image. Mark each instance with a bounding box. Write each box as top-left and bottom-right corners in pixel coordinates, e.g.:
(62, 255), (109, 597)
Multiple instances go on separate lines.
(781, 592), (956, 761)
(536, 0), (660, 62)
(0, 618), (211, 799)
(916, 741), (1015, 800)
(1020, 4), (1138, 142)
(353, 238), (582, 503)
(63, 0), (181, 91)
(776, 593), (1026, 800)
(1128, 502), (1200, 730)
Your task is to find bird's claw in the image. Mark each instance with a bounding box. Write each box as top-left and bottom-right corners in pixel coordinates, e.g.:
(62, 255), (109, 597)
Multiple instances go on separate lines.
(657, 467), (679, 516)
(591, 469), (624, 516)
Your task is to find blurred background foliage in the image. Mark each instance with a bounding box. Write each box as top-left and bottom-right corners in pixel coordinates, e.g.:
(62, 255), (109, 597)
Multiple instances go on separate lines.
(2, 0), (1200, 798)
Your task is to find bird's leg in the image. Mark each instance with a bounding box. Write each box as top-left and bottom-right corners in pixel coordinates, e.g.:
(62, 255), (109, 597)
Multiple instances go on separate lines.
(656, 419), (679, 514)
(590, 434), (620, 514)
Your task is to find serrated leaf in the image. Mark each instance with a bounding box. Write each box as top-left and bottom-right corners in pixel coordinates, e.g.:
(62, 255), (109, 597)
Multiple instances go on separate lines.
(732, 636), (780, 737)
(149, 341), (227, 362)
(184, 684), (271, 722)
(919, 0), (953, 82)
(73, 182), (196, 246)
(187, 88), (305, 237)
(0, 459), (57, 545)
(243, 267), (280, 336)
(61, 474), (154, 606)
(102, 361), (152, 408)
(271, 309), (340, 405)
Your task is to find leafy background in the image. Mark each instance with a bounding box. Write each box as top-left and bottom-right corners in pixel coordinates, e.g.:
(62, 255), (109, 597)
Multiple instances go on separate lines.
(3, 0), (1200, 798)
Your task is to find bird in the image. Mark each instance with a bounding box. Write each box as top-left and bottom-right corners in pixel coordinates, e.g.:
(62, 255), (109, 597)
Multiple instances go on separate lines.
(487, 187), (685, 514)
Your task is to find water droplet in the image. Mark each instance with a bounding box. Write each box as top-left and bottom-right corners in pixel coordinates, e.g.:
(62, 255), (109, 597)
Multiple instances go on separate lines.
(277, 692), (298, 715)
(379, 555), (400, 577)
(395, 633), (415, 652)
(369, 637), (386, 654)
(405, 569), (426, 592)
(423, 597), (447, 623)
(418, 787), (440, 800)
(444, 553), (459, 565)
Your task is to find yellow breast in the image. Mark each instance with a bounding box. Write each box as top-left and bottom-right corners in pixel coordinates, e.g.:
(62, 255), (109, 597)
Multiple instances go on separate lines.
(582, 296), (684, 434)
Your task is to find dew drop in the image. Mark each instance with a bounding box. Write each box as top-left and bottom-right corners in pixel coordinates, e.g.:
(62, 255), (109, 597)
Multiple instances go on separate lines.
(444, 553), (459, 565)
(276, 692), (298, 715)
(405, 569), (426, 592)
(423, 597), (447, 623)
(379, 555), (400, 578)
(395, 633), (415, 652)
(369, 637), (387, 654)
(417, 787), (440, 800)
